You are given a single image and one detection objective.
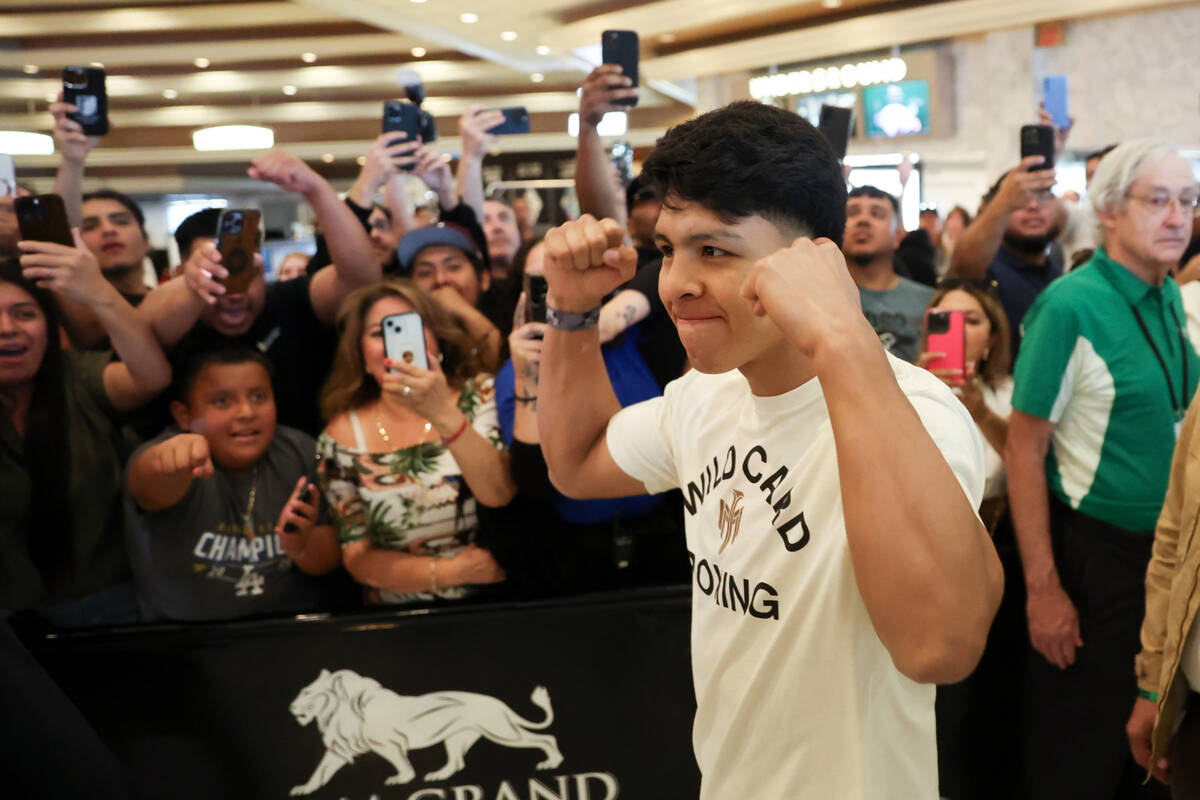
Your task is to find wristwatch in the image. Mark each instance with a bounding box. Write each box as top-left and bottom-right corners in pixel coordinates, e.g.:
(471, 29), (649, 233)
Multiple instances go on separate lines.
(546, 305), (601, 332)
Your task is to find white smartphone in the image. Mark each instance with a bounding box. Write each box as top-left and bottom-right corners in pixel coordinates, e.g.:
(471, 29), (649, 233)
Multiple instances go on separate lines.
(382, 312), (429, 371)
(0, 154), (15, 197)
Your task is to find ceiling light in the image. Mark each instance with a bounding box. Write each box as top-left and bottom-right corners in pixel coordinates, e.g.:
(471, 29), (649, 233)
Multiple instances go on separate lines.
(410, 0), (426, 3)
(531, 73), (545, 83)
(567, 112), (626, 137)
(356, 156), (367, 166)
(0, 131), (54, 155)
(22, 64), (38, 74)
(411, 47), (427, 58)
(193, 57), (210, 69)
(90, 62), (104, 69)
(301, 52), (318, 63)
(460, 12), (479, 23)
(500, 31), (518, 41)
(658, 33), (677, 43)
(821, 0), (842, 7)
(321, 153), (335, 163)
(45, 93), (57, 103)
(162, 89), (179, 99)
(536, 45), (551, 56)
(282, 85), (298, 95)
(192, 125), (275, 152)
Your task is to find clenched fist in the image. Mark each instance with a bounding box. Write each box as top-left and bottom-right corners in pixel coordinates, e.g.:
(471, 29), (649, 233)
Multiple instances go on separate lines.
(542, 215), (636, 313)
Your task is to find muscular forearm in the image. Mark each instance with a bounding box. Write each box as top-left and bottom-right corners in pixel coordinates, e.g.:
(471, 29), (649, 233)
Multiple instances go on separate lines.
(817, 326), (1002, 683)
(538, 327), (622, 496)
(950, 203), (1010, 279)
(139, 276), (206, 347)
(306, 183), (378, 287)
(89, 287), (171, 389)
(512, 362), (540, 444)
(575, 127), (626, 225)
(598, 289), (649, 344)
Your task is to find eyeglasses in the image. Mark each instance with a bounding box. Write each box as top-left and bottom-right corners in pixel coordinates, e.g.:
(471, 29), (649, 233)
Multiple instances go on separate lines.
(1126, 190), (1200, 216)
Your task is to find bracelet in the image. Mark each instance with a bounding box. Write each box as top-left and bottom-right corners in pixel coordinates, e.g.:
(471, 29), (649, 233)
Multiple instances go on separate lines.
(429, 558), (440, 593)
(442, 416), (470, 446)
(1138, 688), (1159, 702)
(514, 395), (537, 403)
(546, 305), (601, 332)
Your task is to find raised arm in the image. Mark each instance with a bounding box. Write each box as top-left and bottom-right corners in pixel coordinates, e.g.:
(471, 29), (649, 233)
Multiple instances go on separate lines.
(19, 231), (171, 410)
(454, 107), (504, 227)
(575, 66), (637, 225)
(127, 432), (214, 511)
(49, 97), (101, 229)
(248, 150), (380, 324)
(538, 216), (646, 498)
(950, 156), (1056, 278)
(743, 237), (1003, 684)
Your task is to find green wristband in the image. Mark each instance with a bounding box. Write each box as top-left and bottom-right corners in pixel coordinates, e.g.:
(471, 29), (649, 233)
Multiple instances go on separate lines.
(1138, 688), (1159, 702)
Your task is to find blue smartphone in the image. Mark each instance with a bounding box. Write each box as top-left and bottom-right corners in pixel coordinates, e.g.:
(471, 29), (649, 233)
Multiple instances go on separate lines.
(489, 107), (530, 135)
(1042, 74), (1070, 130)
(382, 312), (429, 371)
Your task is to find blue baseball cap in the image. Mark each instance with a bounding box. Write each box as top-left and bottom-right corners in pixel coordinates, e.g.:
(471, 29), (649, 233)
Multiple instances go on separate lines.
(396, 222), (481, 271)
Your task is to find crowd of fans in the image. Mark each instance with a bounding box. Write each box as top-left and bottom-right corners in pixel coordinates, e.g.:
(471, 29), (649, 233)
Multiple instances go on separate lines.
(1, 54), (1199, 800)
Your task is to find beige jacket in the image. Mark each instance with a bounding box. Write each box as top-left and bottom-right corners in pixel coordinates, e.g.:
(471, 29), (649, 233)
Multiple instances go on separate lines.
(1135, 394), (1200, 765)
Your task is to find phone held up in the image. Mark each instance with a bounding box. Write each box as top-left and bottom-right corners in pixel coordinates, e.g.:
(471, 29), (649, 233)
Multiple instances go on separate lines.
(601, 30), (639, 107)
(1020, 124), (1056, 171)
(524, 274), (549, 327)
(382, 312), (430, 371)
(62, 65), (109, 137)
(15, 194), (74, 247)
(489, 107), (531, 136)
(925, 309), (967, 384)
(382, 101), (422, 170)
(817, 104), (854, 162)
(215, 209), (261, 294)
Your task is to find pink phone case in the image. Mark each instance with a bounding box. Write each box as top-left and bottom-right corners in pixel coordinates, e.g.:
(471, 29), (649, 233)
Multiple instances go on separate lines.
(925, 309), (966, 381)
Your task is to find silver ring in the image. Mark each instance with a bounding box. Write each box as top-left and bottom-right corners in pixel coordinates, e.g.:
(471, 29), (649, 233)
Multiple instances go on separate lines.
(402, 384), (412, 397)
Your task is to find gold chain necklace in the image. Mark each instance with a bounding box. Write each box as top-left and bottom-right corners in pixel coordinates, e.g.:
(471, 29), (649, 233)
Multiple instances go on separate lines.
(241, 466), (259, 539)
(375, 410), (433, 444)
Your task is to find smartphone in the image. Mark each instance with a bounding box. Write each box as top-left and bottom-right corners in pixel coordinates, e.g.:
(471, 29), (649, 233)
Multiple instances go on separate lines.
(525, 273), (549, 325)
(215, 209), (261, 294)
(62, 66), (109, 137)
(925, 309), (966, 382)
(817, 104), (854, 161)
(1020, 124), (1055, 171)
(382, 312), (430, 371)
(490, 107), (530, 136)
(0, 154), (15, 197)
(601, 30), (639, 107)
(1042, 74), (1070, 131)
(15, 194), (73, 247)
(383, 101), (421, 169)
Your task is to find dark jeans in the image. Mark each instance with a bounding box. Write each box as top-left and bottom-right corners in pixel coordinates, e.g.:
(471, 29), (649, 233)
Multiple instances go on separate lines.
(1173, 692), (1200, 800)
(1020, 499), (1169, 800)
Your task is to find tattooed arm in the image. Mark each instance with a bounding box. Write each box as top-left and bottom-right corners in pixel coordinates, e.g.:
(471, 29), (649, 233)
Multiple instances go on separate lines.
(597, 289), (650, 344)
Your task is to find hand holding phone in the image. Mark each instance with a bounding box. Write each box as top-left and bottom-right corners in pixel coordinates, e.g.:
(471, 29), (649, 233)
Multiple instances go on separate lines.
(817, 105), (854, 162)
(1020, 125), (1056, 171)
(15, 194), (74, 247)
(215, 209), (261, 294)
(62, 66), (108, 137)
(383, 101), (422, 170)
(382, 312), (430, 371)
(1041, 75), (1071, 131)
(489, 107), (531, 136)
(924, 309), (966, 384)
(601, 30), (639, 107)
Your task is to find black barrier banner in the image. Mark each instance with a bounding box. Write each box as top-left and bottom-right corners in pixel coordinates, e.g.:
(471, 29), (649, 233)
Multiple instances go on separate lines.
(29, 587), (700, 800)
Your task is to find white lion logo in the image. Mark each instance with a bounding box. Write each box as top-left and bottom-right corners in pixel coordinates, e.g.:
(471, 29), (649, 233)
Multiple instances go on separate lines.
(288, 669), (564, 796)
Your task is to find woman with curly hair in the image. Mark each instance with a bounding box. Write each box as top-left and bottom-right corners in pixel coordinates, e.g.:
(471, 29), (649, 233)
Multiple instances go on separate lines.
(317, 280), (515, 605)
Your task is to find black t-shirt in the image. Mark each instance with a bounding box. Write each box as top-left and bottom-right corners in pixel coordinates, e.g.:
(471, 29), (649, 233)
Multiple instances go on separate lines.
(627, 257), (687, 390)
(173, 276), (337, 437)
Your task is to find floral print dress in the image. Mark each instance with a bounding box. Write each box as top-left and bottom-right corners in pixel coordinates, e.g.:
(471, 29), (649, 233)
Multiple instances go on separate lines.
(317, 376), (503, 604)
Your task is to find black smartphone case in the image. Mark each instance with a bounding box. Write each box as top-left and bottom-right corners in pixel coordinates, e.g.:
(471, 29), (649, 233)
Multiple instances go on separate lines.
(602, 30), (639, 107)
(1020, 125), (1055, 170)
(15, 194), (74, 247)
(818, 105), (854, 161)
(62, 66), (109, 136)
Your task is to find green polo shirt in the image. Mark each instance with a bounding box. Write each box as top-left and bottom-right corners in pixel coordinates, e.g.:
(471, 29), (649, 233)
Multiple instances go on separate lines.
(1013, 246), (1200, 532)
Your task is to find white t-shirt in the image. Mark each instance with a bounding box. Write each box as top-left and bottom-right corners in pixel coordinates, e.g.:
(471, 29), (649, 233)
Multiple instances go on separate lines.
(606, 355), (985, 800)
(980, 376), (1014, 500)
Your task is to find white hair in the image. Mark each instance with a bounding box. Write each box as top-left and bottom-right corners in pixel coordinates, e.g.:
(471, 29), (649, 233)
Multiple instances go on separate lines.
(1089, 139), (1181, 241)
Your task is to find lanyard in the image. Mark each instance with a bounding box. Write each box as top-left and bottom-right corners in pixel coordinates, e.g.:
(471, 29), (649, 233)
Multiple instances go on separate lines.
(1129, 303), (1190, 422)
